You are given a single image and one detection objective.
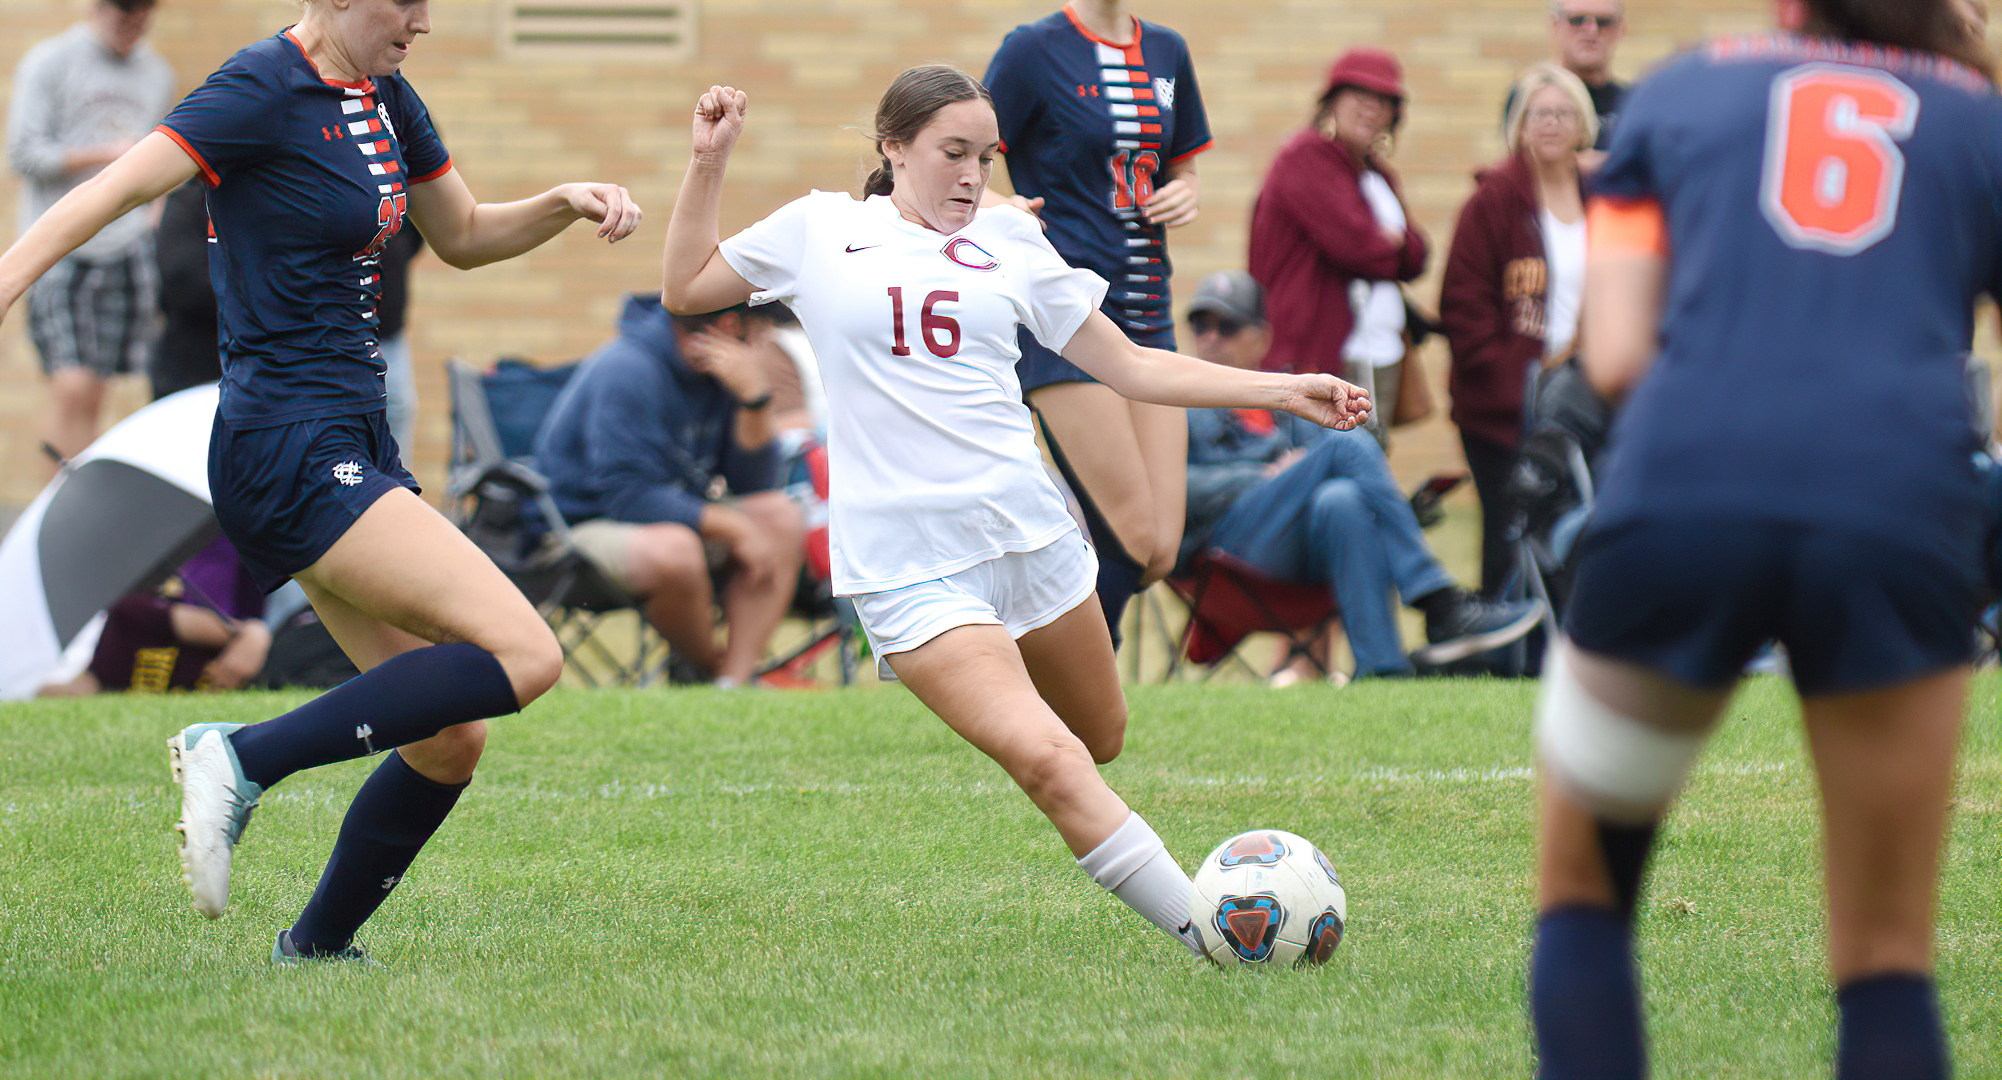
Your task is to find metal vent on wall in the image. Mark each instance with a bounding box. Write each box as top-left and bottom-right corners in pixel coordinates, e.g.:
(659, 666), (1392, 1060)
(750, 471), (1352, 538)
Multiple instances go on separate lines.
(502, 1), (697, 61)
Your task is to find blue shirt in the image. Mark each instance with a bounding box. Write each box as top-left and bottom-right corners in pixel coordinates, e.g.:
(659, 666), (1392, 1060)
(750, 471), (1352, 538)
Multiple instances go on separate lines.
(535, 295), (780, 530)
(1587, 34), (2002, 557)
(985, 7), (1211, 336)
(157, 31), (450, 429)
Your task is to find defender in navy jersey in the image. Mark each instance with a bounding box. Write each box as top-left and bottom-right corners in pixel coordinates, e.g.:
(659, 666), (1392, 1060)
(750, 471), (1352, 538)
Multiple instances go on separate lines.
(1526, 3), (1998, 1077)
(0, 0), (641, 964)
(980, 1), (1213, 646)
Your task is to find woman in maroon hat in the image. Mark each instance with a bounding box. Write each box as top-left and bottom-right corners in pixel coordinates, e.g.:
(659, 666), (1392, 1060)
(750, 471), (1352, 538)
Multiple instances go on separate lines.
(1248, 47), (1428, 444)
(1439, 62), (1598, 596)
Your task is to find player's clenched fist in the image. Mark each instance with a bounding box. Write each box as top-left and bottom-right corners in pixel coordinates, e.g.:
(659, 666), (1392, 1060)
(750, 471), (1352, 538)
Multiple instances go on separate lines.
(692, 85), (749, 162)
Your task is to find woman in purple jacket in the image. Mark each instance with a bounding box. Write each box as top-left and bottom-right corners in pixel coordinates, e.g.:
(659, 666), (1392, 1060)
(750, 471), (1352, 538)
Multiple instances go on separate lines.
(1248, 47), (1427, 444)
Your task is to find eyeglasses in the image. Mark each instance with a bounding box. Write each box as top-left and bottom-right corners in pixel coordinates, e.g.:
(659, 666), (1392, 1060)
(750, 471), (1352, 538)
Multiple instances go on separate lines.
(1190, 314), (1249, 338)
(1563, 13), (1621, 30)
(1528, 106), (1582, 126)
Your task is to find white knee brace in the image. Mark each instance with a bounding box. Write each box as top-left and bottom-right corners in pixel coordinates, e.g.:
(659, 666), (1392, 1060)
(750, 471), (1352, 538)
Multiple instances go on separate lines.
(1535, 641), (1704, 815)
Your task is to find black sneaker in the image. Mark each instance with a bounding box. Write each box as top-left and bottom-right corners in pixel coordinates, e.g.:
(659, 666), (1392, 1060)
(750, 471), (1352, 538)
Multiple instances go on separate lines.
(1411, 591), (1543, 666)
(272, 928), (377, 967)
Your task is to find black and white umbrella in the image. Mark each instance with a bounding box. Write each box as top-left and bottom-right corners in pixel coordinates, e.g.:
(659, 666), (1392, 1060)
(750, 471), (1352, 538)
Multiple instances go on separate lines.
(0, 384), (220, 700)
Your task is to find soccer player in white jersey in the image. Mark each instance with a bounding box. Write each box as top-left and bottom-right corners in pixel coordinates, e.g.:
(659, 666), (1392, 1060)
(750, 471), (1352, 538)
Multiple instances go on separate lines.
(662, 65), (1369, 955)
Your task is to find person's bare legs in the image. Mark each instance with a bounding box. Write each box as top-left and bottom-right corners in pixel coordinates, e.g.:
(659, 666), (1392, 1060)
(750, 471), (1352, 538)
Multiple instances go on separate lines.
(43, 366), (107, 469)
(714, 490), (803, 684)
(888, 623), (1129, 855)
(620, 522), (724, 675)
(292, 488), (564, 782)
(1031, 382), (1161, 574)
(1126, 398), (1188, 587)
(1801, 667), (1966, 983)
(1016, 598), (1127, 764)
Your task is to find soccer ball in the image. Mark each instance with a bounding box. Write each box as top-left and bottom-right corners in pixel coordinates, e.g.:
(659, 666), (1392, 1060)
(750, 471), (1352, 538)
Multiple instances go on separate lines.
(1190, 829), (1348, 968)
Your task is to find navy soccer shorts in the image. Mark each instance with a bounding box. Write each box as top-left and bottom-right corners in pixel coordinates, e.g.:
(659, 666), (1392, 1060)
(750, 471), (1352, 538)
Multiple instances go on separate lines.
(209, 409), (419, 593)
(1016, 320), (1175, 394)
(1563, 517), (1983, 697)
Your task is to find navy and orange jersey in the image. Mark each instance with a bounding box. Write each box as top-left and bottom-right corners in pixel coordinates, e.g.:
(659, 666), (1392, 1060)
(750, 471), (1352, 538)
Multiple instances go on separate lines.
(1586, 33), (2002, 552)
(157, 31), (450, 430)
(984, 5), (1212, 336)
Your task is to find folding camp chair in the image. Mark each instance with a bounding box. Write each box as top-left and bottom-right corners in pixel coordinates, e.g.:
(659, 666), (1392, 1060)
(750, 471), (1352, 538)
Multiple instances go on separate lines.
(446, 356), (666, 687)
(1161, 549), (1339, 682)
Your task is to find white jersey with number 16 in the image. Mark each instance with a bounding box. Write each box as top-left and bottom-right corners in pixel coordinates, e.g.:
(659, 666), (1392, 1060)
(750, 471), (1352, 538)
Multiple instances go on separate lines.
(719, 192), (1111, 595)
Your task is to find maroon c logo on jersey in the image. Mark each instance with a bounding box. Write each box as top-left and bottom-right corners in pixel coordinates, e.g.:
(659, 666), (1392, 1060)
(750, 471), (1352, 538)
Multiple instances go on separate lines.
(941, 238), (999, 272)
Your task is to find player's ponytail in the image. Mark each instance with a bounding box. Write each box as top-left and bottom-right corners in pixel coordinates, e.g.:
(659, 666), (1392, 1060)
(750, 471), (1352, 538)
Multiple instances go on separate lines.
(864, 64), (994, 198)
(1800, 0), (1997, 82)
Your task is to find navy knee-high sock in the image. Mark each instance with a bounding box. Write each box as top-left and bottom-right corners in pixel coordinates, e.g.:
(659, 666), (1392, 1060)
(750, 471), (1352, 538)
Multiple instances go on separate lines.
(1532, 905), (1646, 1080)
(230, 643), (519, 790)
(289, 750), (467, 955)
(1837, 974), (1948, 1080)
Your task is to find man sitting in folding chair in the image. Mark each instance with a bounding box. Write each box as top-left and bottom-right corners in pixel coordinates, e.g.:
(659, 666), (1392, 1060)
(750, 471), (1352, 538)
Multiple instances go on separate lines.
(535, 294), (803, 688)
(1181, 271), (1540, 684)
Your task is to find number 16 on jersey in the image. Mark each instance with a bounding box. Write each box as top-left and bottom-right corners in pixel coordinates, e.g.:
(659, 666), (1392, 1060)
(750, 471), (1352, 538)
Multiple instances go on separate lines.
(888, 287), (962, 359)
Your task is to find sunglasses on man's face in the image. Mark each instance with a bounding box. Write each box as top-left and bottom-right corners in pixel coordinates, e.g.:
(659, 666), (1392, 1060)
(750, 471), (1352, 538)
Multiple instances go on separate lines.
(1191, 314), (1249, 339)
(1564, 13), (1621, 31)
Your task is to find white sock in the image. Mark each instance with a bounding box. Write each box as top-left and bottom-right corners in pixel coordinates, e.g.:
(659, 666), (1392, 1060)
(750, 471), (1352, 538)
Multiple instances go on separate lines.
(1077, 811), (1203, 955)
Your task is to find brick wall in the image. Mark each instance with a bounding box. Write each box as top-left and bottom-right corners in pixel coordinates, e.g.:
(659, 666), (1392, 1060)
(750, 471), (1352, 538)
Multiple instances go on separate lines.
(0, 0), (1794, 507)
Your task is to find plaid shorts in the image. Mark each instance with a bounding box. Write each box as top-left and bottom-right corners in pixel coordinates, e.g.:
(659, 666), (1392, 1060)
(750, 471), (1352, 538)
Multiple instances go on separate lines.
(27, 242), (159, 378)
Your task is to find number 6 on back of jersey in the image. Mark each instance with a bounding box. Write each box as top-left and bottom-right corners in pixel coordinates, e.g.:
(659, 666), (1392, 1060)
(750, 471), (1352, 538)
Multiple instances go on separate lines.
(1760, 63), (1919, 256)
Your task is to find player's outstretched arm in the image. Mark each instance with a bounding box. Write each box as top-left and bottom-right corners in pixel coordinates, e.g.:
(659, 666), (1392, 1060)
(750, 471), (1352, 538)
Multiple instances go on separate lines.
(1580, 197), (1668, 402)
(405, 169), (641, 271)
(663, 85), (756, 315)
(0, 130), (194, 318)
(1060, 311), (1371, 430)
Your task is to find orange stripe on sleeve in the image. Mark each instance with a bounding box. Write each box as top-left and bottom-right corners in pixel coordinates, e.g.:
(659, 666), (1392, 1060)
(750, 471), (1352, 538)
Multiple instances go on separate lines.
(409, 158), (453, 185)
(154, 124), (219, 186)
(1587, 196), (1668, 258)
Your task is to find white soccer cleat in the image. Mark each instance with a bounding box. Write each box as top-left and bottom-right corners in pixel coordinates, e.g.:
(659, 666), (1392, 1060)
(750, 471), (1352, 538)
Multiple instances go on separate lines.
(167, 722), (262, 919)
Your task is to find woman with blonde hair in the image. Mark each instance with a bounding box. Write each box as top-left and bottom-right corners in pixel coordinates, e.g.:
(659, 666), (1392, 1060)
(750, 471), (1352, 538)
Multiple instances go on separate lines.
(1439, 61), (1597, 595)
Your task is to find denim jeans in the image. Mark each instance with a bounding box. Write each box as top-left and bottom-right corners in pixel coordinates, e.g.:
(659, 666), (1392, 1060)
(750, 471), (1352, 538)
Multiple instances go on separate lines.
(1208, 427), (1455, 675)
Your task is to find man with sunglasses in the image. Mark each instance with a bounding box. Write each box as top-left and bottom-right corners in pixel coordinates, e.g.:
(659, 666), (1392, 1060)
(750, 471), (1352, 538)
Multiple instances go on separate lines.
(1181, 271), (1539, 683)
(1505, 0), (1628, 152)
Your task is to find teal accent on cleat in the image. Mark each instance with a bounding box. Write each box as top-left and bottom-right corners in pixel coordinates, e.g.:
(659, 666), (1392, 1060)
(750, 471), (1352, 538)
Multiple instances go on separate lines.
(272, 928), (377, 967)
(167, 722), (262, 919)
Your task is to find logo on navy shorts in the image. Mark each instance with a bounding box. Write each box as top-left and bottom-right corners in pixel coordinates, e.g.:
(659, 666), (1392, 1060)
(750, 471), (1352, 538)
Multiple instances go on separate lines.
(332, 461), (365, 487)
(941, 237), (999, 271)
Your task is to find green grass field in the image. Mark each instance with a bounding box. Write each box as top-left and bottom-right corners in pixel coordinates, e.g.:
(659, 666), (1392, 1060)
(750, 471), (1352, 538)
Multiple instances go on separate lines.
(2, 676), (1998, 1078)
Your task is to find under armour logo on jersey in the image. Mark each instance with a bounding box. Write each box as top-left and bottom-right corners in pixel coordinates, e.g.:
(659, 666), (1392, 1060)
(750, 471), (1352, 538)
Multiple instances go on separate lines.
(332, 461), (365, 487)
(1154, 77), (1177, 110)
(356, 723), (375, 754)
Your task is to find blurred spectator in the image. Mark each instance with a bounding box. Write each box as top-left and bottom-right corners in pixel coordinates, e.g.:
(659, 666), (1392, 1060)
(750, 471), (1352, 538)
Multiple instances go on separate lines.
(751, 305), (824, 440)
(1249, 47), (1427, 446)
(149, 178), (216, 399)
(1504, 0), (1627, 152)
(1181, 271), (1539, 683)
(40, 534), (269, 695)
(1442, 63), (1595, 596)
(7, 0), (175, 466)
(535, 295), (803, 687)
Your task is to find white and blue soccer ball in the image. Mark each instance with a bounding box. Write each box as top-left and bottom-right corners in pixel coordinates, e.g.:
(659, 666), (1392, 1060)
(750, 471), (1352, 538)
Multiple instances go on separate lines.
(1190, 829), (1348, 968)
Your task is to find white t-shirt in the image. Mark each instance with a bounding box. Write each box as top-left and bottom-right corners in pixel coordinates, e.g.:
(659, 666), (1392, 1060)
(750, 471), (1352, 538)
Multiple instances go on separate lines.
(719, 192), (1109, 595)
(1539, 208), (1587, 361)
(1342, 170), (1409, 368)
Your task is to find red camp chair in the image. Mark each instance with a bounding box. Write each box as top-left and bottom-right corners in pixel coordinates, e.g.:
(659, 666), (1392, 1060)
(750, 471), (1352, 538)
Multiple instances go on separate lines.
(1164, 549), (1339, 681)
